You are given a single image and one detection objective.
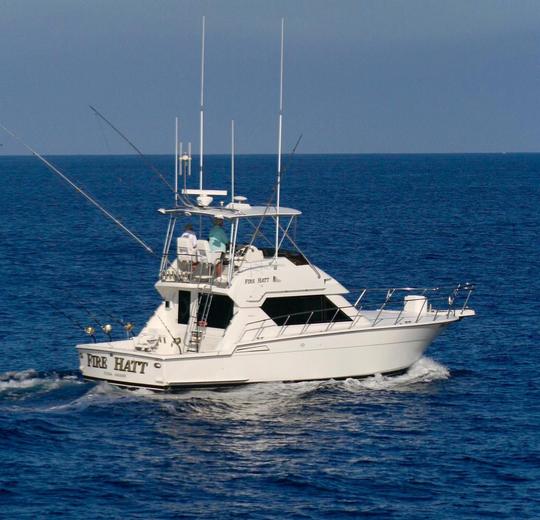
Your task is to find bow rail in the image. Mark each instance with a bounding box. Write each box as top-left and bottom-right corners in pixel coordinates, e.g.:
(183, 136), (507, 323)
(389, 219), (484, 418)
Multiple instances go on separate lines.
(237, 284), (475, 343)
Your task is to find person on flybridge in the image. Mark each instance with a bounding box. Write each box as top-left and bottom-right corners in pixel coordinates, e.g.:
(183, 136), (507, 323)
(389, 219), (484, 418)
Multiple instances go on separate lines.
(181, 223), (197, 248)
(209, 215), (228, 277)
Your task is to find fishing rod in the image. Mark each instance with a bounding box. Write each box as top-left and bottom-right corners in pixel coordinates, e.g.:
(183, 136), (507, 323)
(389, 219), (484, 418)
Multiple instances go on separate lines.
(47, 301), (97, 343)
(246, 133), (303, 247)
(240, 133), (320, 279)
(47, 300), (132, 348)
(89, 105), (195, 208)
(89, 105), (175, 193)
(49, 293), (115, 341)
(0, 123), (156, 256)
(90, 105), (198, 208)
(84, 301), (134, 337)
(156, 315), (182, 353)
(68, 296), (119, 341)
(93, 111), (112, 153)
(63, 286), (135, 338)
(234, 133), (303, 273)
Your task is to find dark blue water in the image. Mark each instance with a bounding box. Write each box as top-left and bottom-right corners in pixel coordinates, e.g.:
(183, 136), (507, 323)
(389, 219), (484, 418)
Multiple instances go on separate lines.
(1, 154), (539, 518)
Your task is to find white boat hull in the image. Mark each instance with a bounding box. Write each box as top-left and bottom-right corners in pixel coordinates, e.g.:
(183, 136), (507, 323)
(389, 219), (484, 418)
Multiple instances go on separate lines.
(77, 320), (451, 390)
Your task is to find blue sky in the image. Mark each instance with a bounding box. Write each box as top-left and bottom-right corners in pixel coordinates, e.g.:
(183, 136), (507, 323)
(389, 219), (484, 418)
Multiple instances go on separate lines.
(1, 0), (540, 154)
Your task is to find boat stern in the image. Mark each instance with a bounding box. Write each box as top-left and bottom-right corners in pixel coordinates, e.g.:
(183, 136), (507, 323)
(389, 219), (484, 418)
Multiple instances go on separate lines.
(77, 340), (169, 390)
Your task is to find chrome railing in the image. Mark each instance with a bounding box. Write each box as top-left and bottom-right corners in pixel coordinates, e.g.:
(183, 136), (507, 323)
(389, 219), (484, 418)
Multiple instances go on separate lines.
(237, 283), (475, 343)
(159, 247), (307, 286)
(159, 260), (229, 287)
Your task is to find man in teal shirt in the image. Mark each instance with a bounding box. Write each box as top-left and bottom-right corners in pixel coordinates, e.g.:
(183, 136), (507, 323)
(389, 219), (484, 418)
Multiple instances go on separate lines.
(209, 216), (228, 277)
(209, 216), (228, 252)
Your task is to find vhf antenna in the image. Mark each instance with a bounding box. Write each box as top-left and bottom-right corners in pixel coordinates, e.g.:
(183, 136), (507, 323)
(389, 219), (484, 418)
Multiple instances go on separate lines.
(199, 16), (206, 191)
(275, 18), (285, 260)
(174, 117), (179, 205)
(231, 119), (235, 204)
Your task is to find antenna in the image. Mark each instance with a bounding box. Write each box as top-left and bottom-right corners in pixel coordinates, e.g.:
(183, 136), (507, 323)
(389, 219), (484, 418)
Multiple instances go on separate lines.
(174, 117), (179, 205)
(275, 18), (285, 259)
(199, 16), (206, 191)
(179, 140), (183, 197)
(231, 119), (235, 204)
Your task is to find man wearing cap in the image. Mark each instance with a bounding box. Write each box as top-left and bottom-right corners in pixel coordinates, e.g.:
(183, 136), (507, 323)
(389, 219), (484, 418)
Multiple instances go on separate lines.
(209, 215), (228, 277)
(209, 215), (228, 252)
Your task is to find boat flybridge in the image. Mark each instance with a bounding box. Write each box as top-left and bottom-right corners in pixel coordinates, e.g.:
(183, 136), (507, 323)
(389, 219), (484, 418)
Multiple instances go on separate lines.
(73, 18), (475, 390)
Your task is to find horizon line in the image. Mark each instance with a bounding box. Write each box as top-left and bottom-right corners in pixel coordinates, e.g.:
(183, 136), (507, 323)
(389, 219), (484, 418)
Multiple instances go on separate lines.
(1, 151), (539, 158)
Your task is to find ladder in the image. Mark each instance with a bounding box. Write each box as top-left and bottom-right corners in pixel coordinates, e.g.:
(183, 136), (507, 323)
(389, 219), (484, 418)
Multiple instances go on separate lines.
(186, 278), (215, 353)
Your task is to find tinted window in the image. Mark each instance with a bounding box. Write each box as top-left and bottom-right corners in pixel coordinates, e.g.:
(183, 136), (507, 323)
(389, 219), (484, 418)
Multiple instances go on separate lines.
(197, 294), (234, 329)
(178, 291), (191, 324)
(260, 248), (309, 265)
(261, 295), (351, 325)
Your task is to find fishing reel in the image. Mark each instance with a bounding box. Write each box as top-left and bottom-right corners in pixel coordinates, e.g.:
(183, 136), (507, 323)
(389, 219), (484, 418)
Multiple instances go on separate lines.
(84, 325), (96, 343)
(102, 323), (113, 340)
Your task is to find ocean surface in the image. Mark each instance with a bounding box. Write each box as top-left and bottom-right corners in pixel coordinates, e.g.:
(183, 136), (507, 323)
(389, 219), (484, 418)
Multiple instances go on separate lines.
(0, 153), (539, 518)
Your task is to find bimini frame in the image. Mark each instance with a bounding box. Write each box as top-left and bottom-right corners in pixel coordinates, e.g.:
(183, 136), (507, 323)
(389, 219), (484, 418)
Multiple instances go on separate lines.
(157, 204), (319, 286)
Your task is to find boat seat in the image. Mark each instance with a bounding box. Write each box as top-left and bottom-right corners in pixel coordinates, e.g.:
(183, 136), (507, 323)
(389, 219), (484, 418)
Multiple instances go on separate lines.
(197, 240), (222, 265)
(177, 237), (198, 265)
(193, 240), (222, 279)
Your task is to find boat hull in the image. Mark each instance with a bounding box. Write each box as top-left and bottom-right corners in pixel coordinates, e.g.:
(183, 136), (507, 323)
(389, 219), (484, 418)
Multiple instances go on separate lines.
(77, 321), (450, 390)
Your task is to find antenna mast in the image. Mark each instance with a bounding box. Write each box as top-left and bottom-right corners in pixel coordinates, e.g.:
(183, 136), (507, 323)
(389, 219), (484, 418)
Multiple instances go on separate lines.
(174, 117), (179, 205)
(199, 16), (206, 191)
(231, 119), (235, 204)
(275, 18), (285, 259)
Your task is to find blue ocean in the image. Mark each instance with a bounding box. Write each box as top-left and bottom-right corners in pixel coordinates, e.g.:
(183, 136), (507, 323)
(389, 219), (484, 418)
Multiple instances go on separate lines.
(0, 153), (539, 518)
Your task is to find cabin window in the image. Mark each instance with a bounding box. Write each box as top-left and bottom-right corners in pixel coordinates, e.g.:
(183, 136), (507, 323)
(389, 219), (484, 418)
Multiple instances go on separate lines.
(260, 248), (309, 265)
(178, 291), (191, 324)
(261, 295), (351, 326)
(197, 294), (234, 329)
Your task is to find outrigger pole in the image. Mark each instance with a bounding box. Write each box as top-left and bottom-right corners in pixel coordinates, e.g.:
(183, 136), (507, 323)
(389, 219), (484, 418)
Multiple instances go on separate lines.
(275, 18), (285, 260)
(199, 15), (206, 191)
(89, 105), (194, 208)
(0, 123), (155, 255)
(89, 105), (175, 194)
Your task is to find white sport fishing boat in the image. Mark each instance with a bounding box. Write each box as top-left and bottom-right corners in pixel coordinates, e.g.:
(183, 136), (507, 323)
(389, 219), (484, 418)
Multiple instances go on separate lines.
(0, 19), (475, 391)
(77, 204), (475, 390)
(75, 19), (475, 390)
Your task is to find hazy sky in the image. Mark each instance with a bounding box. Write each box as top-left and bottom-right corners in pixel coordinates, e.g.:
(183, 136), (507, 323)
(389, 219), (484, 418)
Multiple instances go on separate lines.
(1, 0), (540, 154)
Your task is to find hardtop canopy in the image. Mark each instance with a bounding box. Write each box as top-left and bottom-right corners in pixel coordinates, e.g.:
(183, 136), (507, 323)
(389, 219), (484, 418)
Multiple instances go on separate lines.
(158, 205), (302, 220)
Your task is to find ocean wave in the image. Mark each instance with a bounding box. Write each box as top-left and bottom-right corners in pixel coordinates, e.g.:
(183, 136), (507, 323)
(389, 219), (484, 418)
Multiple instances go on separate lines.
(341, 357), (450, 392)
(129, 356), (450, 407)
(44, 380), (136, 412)
(0, 368), (82, 394)
(0, 357), (449, 415)
(129, 357), (451, 423)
